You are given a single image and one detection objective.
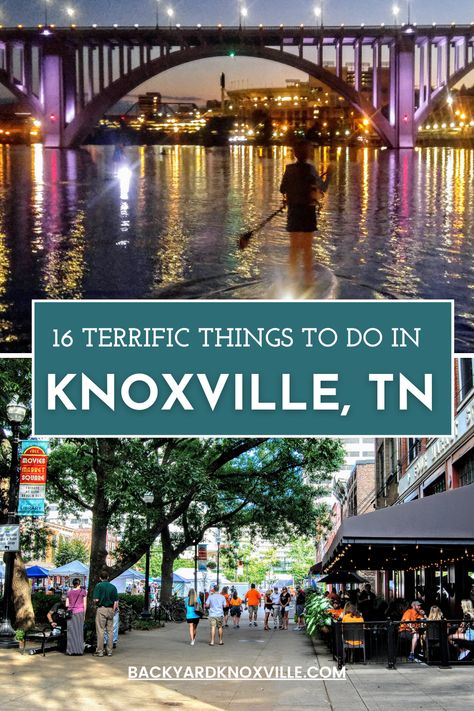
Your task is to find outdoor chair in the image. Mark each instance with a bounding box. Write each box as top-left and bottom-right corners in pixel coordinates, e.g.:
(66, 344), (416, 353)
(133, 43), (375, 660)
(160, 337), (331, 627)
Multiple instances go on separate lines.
(342, 623), (366, 664)
(26, 627), (66, 656)
(425, 622), (441, 662)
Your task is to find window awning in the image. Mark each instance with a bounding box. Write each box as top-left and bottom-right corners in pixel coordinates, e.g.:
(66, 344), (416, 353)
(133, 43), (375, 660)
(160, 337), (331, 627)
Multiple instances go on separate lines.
(322, 484), (474, 572)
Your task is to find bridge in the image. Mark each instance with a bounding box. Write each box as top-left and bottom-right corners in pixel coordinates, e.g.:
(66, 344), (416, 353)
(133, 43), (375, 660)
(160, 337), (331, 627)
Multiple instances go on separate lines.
(0, 24), (473, 148)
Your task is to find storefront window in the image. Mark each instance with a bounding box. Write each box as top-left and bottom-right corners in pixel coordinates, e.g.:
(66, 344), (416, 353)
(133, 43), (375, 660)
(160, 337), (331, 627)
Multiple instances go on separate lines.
(458, 453), (474, 488)
(423, 475), (446, 497)
(407, 438), (421, 464)
(459, 358), (474, 401)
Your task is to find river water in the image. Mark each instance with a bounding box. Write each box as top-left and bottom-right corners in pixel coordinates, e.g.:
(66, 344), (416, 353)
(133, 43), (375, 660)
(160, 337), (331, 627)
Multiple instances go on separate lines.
(0, 144), (472, 351)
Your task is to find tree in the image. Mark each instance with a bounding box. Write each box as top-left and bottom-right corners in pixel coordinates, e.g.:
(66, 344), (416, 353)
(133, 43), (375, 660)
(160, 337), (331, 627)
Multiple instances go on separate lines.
(155, 438), (344, 602)
(44, 437), (345, 616)
(0, 359), (35, 629)
(237, 545), (278, 585)
(287, 538), (317, 584)
(53, 537), (89, 567)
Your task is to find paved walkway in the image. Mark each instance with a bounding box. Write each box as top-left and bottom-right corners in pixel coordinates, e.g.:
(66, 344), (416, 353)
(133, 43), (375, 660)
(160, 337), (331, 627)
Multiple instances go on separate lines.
(1, 609), (473, 711)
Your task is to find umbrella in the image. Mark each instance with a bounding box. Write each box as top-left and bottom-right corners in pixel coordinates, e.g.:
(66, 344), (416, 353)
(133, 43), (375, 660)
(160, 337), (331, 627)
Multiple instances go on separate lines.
(26, 565), (50, 578)
(317, 571), (368, 584)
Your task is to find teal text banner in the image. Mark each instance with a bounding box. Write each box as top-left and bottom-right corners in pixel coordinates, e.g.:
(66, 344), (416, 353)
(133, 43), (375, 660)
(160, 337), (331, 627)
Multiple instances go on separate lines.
(32, 300), (453, 436)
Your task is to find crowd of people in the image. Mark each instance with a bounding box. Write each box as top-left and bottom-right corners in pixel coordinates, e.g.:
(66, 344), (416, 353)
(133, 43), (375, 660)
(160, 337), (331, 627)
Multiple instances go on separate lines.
(184, 583), (306, 646)
(325, 584), (474, 662)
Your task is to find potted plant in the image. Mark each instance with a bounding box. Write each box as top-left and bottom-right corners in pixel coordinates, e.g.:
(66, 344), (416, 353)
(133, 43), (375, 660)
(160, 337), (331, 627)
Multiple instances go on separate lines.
(305, 592), (332, 637)
(15, 629), (26, 654)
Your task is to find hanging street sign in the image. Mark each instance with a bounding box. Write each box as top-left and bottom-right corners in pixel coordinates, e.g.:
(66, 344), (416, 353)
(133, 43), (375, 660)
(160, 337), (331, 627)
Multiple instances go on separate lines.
(0, 524), (20, 551)
(18, 441), (49, 516)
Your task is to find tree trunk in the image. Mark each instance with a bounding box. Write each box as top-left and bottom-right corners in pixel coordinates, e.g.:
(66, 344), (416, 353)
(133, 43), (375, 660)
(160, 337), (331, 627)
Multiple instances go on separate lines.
(159, 526), (175, 605)
(86, 510), (109, 623)
(12, 554), (35, 629)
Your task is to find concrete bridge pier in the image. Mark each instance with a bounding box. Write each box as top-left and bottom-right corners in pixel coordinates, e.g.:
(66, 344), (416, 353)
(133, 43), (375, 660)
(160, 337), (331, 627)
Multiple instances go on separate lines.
(393, 35), (416, 149)
(41, 48), (77, 148)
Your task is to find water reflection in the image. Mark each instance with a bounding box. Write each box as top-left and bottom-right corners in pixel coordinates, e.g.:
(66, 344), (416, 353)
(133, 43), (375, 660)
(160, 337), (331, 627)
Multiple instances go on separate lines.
(0, 144), (472, 351)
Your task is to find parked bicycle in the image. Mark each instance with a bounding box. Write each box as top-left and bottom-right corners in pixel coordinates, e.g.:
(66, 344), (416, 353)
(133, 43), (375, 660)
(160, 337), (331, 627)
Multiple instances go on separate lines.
(153, 595), (186, 623)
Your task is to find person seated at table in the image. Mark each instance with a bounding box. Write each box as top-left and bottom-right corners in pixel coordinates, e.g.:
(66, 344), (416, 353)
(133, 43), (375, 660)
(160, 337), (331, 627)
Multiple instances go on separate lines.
(341, 604), (364, 647)
(400, 600), (425, 662)
(327, 600), (343, 619)
(338, 601), (352, 620)
(449, 599), (474, 661)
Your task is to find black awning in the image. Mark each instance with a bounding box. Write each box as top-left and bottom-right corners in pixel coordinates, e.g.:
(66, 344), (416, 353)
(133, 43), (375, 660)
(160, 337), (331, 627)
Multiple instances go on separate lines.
(322, 484), (474, 572)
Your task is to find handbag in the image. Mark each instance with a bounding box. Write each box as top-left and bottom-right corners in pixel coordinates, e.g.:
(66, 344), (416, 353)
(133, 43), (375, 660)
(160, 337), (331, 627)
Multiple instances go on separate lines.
(194, 600), (204, 617)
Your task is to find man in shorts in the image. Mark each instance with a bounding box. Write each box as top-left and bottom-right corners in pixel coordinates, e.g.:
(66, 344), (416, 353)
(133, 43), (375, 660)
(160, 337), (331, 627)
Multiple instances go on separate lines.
(270, 586), (281, 629)
(245, 583), (262, 627)
(206, 584), (226, 646)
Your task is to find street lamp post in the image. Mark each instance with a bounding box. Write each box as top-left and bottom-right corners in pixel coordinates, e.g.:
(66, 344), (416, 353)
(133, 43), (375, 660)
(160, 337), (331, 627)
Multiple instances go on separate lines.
(392, 4), (400, 27)
(215, 530), (221, 589)
(140, 492), (154, 620)
(0, 397), (27, 649)
(44, 0), (50, 26)
(167, 7), (174, 29)
(314, 5), (322, 29)
(155, 0), (160, 28)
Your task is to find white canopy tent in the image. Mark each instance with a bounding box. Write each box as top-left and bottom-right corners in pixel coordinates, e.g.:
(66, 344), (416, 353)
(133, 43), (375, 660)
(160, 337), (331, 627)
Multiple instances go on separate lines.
(172, 568), (231, 596)
(111, 568), (146, 594)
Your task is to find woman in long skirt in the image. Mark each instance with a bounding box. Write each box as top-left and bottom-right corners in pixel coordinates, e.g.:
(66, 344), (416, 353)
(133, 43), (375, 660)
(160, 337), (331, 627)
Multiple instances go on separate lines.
(66, 578), (87, 655)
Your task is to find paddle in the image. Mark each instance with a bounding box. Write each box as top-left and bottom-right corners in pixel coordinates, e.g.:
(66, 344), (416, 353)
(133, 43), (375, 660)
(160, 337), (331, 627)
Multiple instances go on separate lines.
(238, 167), (331, 250)
(238, 205), (286, 249)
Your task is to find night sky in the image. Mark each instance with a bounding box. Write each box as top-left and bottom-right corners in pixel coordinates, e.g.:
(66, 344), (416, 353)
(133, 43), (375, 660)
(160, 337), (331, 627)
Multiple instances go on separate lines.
(2, 1), (474, 100)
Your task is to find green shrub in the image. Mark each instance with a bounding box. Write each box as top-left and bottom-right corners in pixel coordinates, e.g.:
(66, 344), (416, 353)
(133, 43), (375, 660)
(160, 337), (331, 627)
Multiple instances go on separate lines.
(118, 593), (145, 614)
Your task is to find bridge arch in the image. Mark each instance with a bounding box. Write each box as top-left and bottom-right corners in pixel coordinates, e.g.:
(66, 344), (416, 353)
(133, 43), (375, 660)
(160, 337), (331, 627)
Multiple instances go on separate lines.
(0, 69), (42, 117)
(64, 44), (396, 148)
(415, 58), (474, 128)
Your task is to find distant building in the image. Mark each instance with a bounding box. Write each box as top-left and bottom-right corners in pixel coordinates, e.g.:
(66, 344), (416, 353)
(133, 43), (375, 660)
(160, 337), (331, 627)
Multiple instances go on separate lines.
(225, 68), (389, 142)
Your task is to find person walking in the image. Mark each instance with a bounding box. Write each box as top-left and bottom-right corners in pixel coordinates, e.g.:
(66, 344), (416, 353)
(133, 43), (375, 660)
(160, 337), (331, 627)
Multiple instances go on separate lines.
(263, 588), (273, 630)
(270, 586), (281, 629)
(279, 586), (291, 630)
(229, 591), (243, 628)
(294, 585), (306, 631)
(221, 586), (230, 627)
(65, 578), (87, 655)
(206, 584), (226, 646)
(93, 570), (118, 658)
(185, 588), (201, 646)
(245, 583), (262, 627)
(280, 139), (331, 289)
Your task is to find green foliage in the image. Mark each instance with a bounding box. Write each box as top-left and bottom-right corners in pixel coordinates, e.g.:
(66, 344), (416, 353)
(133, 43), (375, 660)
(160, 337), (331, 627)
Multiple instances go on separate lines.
(118, 593), (145, 615)
(287, 538), (317, 585)
(20, 519), (52, 563)
(45, 437), (345, 602)
(304, 592), (332, 637)
(54, 537), (89, 566)
(31, 592), (61, 623)
(234, 545), (278, 585)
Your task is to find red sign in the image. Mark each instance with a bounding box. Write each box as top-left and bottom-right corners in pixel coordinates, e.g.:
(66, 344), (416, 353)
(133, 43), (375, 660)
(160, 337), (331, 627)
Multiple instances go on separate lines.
(197, 544), (208, 561)
(19, 446), (48, 485)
